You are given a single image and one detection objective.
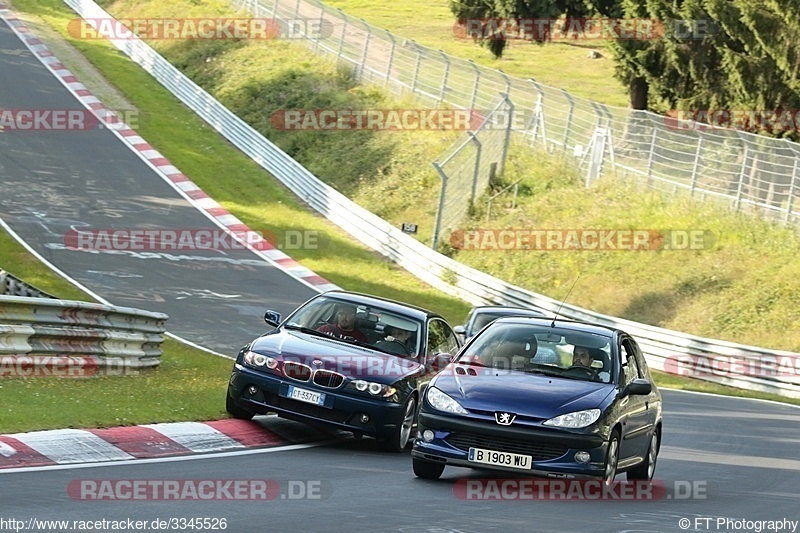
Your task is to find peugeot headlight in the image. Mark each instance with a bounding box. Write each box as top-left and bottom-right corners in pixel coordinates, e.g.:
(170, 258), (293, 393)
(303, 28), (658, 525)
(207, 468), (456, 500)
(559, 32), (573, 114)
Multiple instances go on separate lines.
(543, 409), (601, 428)
(243, 350), (278, 369)
(348, 379), (396, 398)
(426, 387), (468, 415)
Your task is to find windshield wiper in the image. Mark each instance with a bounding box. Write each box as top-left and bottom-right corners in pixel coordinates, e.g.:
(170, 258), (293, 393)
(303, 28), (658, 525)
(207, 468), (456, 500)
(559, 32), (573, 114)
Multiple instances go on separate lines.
(284, 325), (377, 350)
(283, 324), (334, 338)
(524, 367), (564, 377)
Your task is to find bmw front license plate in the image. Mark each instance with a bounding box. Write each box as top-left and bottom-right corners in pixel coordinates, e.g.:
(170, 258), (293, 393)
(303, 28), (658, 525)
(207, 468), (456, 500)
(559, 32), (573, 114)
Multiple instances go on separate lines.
(287, 385), (325, 406)
(468, 447), (531, 470)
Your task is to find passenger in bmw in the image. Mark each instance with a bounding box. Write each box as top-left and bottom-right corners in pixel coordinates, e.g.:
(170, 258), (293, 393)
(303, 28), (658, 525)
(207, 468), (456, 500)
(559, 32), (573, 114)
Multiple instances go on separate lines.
(317, 304), (369, 343)
(376, 325), (415, 356)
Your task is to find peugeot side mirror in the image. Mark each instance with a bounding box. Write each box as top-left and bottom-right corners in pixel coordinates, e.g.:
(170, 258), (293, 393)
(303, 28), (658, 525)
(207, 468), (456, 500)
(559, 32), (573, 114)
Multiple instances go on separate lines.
(620, 378), (652, 398)
(264, 310), (281, 328)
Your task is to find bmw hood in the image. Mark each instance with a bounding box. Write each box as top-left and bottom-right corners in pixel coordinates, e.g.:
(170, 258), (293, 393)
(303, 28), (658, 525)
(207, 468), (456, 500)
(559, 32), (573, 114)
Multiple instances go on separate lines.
(248, 329), (422, 383)
(431, 365), (615, 418)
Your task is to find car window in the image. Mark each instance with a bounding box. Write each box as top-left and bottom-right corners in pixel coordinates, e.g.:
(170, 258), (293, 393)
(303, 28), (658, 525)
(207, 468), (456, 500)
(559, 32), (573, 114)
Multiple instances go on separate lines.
(470, 313), (500, 334)
(285, 296), (422, 350)
(427, 318), (459, 357)
(459, 323), (613, 383)
(628, 338), (650, 378)
(620, 340), (641, 386)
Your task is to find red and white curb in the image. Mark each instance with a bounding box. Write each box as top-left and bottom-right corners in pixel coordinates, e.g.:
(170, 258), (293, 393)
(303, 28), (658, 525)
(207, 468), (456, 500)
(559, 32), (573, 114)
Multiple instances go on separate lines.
(0, 3), (339, 294)
(0, 419), (315, 469)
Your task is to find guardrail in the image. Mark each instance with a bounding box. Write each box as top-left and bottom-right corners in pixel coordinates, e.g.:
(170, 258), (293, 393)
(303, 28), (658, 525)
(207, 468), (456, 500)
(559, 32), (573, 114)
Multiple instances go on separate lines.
(0, 269), (55, 299)
(0, 293), (168, 375)
(60, 0), (800, 398)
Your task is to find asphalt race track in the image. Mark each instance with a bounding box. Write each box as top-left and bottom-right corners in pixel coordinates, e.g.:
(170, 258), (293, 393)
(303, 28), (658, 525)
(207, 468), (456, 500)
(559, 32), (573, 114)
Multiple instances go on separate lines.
(1, 10), (800, 533)
(0, 19), (319, 355)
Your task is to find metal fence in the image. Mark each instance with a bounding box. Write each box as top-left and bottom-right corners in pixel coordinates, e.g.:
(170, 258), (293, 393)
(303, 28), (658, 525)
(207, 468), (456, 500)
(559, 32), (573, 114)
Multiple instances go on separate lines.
(234, 0), (800, 227)
(431, 96), (513, 249)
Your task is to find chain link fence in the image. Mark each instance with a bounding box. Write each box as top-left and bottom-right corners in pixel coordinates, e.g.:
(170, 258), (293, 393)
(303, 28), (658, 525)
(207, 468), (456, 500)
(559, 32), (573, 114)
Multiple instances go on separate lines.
(233, 0), (800, 229)
(431, 96), (513, 249)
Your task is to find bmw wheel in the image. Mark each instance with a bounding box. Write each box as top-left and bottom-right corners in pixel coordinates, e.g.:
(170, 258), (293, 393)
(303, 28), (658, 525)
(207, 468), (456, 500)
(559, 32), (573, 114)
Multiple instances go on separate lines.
(378, 395), (416, 453)
(226, 392), (254, 420)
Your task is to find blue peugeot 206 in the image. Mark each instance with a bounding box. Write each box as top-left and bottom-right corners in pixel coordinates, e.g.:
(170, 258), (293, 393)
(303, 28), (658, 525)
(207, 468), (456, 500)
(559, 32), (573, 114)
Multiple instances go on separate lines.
(411, 316), (662, 483)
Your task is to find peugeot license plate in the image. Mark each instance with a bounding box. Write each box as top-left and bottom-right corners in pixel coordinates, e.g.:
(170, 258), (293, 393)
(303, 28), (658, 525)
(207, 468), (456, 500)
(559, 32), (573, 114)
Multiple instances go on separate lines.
(468, 447), (531, 469)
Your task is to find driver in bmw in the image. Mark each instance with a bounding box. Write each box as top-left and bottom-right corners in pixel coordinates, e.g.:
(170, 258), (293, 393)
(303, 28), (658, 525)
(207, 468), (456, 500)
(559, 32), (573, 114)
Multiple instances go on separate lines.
(317, 304), (369, 343)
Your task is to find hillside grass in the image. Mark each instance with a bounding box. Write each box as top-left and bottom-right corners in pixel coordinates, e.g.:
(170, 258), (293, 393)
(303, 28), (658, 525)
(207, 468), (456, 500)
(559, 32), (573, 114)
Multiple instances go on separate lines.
(322, 0), (630, 107)
(1, 0), (798, 416)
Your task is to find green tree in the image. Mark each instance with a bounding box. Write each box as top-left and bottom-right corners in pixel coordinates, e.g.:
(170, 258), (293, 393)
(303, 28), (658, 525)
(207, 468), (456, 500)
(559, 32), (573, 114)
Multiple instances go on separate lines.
(451, 0), (800, 127)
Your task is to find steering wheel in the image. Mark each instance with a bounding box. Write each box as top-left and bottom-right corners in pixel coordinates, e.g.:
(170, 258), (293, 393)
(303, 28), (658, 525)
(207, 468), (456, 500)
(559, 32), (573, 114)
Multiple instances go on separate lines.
(562, 365), (597, 378)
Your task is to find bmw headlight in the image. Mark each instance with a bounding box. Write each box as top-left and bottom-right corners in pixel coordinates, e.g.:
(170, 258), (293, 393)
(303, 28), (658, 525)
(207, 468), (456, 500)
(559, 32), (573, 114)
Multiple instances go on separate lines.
(543, 409), (601, 428)
(348, 379), (396, 398)
(426, 387), (468, 415)
(243, 350), (278, 370)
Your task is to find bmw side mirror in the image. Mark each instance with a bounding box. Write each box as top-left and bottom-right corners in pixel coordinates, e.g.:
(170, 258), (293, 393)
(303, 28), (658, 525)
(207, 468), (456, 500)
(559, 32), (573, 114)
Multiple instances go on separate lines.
(430, 353), (453, 373)
(621, 378), (652, 398)
(264, 310), (281, 327)
(453, 325), (466, 335)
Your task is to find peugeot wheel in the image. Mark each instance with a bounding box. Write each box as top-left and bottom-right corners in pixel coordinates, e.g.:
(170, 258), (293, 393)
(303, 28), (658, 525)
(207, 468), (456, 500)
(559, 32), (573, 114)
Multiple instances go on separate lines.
(413, 457), (445, 480)
(603, 429), (620, 485)
(628, 429), (659, 481)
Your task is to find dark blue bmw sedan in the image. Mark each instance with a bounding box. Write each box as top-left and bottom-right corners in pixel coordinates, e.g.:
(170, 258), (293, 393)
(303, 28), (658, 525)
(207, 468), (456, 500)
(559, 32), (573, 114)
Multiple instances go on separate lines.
(411, 317), (662, 483)
(226, 291), (461, 452)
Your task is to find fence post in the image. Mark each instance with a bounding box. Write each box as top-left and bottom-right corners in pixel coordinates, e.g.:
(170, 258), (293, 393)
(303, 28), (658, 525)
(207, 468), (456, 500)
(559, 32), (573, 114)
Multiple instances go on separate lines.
(431, 162), (449, 250)
(359, 20), (371, 79)
(646, 126), (658, 186)
(336, 9), (348, 65)
(561, 89), (574, 153)
(735, 142), (749, 211)
(528, 79), (547, 149)
(468, 60), (480, 110)
(410, 42), (422, 94)
(785, 158), (799, 225)
(313, 5), (325, 52)
(438, 51), (450, 105)
(273, 0), (282, 18)
(383, 32), (396, 88)
(470, 132), (483, 205)
(293, 0), (301, 19)
(689, 135), (703, 196)
(499, 70), (511, 96)
(500, 93), (514, 174)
